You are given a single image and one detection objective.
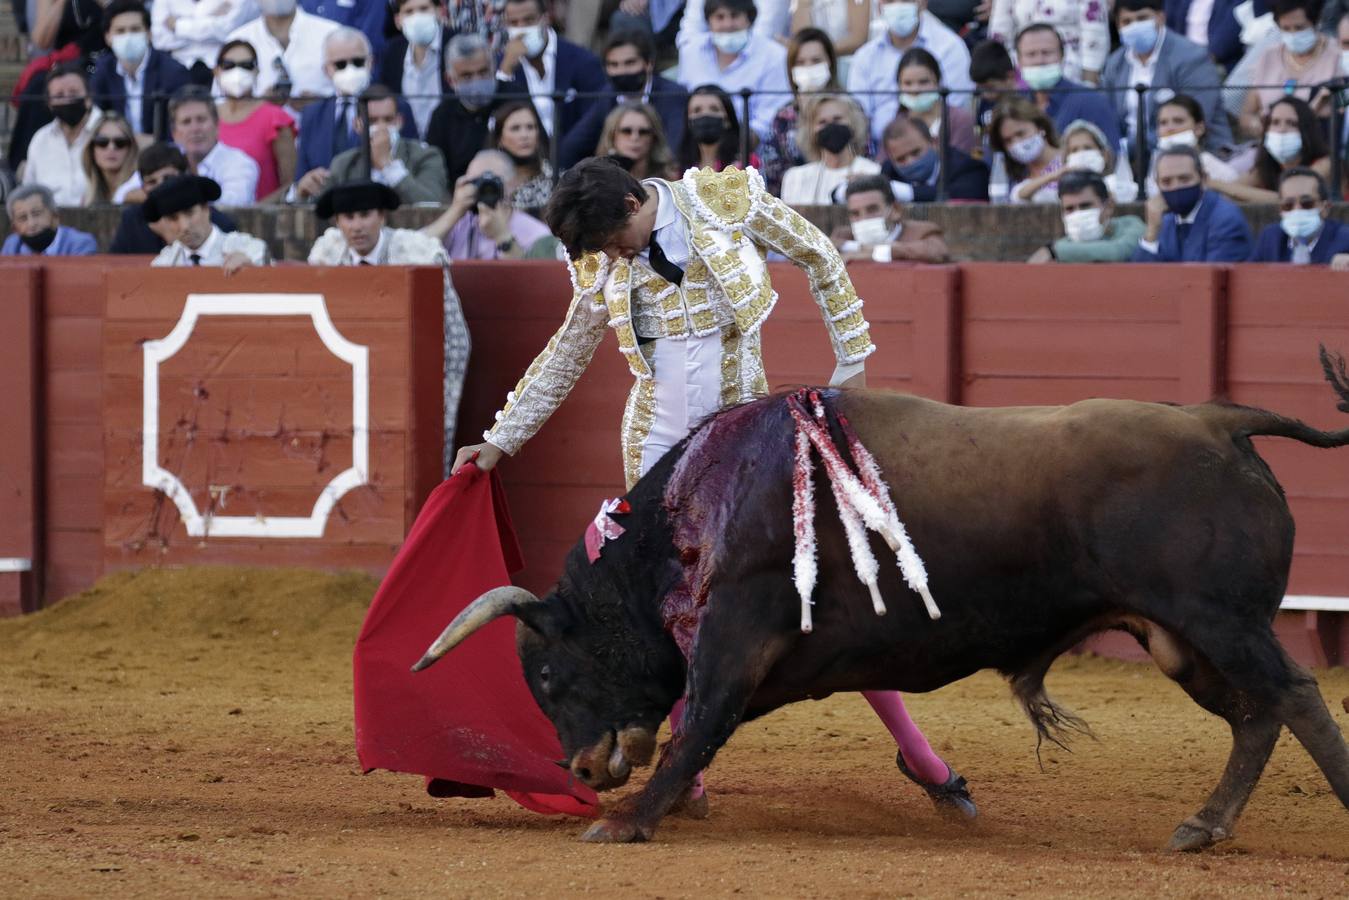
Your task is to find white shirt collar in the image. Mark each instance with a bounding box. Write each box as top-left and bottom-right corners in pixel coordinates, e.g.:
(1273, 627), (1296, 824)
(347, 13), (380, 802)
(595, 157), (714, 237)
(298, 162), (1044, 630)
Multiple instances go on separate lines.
(351, 228), (389, 265)
(175, 225), (223, 263)
(121, 55), (147, 84)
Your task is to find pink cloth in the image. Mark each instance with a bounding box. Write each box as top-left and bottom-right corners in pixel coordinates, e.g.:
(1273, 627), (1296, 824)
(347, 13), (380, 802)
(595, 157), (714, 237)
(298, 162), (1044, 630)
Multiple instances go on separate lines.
(1249, 39), (1342, 118)
(218, 102), (295, 200)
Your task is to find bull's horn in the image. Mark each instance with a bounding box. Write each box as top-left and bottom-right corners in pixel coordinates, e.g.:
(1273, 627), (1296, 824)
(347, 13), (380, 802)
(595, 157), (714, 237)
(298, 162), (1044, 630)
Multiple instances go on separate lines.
(411, 586), (542, 672)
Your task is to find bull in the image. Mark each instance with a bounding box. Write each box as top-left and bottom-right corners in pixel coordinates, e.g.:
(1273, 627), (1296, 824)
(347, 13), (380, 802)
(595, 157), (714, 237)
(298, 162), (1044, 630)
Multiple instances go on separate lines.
(415, 348), (1349, 848)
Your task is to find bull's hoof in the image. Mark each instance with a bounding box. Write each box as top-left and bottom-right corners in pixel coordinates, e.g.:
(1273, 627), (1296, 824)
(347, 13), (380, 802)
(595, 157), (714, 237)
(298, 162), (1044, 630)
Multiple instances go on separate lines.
(669, 786), (710, 820)
(896, 752), (978, 822)
(1167, 817), (1229, 852)
(581, 817), (650, 843)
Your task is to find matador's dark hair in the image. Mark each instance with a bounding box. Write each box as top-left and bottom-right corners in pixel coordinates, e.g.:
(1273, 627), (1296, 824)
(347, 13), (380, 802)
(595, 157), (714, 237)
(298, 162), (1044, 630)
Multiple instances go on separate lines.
(544, 157), (649, 257)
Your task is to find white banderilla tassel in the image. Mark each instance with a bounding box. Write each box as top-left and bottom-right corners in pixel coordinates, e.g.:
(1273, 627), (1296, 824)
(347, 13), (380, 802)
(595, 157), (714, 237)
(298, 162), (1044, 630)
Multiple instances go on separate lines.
(791, 425), (817, 633)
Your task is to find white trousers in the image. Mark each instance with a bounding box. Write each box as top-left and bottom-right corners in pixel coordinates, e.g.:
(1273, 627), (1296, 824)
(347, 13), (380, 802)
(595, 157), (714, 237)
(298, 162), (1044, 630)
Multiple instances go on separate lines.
(637, 334), (726, 480)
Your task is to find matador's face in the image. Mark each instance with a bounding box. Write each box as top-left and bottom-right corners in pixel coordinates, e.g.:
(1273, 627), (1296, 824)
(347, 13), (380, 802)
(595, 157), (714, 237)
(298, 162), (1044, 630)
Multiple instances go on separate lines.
(599, 192), (656, 262)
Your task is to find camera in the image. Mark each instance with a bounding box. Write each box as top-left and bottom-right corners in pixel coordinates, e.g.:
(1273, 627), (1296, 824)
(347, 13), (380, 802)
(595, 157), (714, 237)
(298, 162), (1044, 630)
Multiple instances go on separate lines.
(472, 172), (504, 209)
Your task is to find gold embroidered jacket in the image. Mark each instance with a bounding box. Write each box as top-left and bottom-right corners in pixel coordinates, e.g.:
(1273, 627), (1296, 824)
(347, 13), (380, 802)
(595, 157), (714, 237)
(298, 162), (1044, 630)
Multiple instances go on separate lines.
(484, 166), (876, 458)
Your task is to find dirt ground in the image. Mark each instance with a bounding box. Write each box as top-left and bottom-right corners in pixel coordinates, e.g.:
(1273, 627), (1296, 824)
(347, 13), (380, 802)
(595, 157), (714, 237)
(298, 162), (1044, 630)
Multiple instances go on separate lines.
(1, 568), (1346, 899)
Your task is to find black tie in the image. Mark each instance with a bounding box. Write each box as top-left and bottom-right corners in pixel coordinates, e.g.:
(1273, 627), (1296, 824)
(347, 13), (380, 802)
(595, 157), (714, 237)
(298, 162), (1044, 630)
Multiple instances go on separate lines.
(189, 253), (201, 266)
(333, 98), (352, 156)
(359, 259), (372, 266)
(1176, 222), (1191, 251)
(647, 234), (683, 286)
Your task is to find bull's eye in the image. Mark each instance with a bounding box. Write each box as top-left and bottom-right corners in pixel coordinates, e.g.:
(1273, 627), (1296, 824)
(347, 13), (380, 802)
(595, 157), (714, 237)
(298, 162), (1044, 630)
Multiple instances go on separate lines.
(539, 665), (551, 685)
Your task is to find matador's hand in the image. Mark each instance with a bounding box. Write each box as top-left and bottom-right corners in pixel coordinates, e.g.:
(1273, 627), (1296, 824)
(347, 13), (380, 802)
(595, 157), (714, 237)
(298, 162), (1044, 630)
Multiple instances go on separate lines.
(452, 442), (504, 475)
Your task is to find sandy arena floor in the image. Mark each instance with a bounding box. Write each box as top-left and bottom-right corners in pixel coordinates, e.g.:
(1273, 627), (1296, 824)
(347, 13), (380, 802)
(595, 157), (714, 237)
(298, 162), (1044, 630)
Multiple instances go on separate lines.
(1, 568), (1346, 898)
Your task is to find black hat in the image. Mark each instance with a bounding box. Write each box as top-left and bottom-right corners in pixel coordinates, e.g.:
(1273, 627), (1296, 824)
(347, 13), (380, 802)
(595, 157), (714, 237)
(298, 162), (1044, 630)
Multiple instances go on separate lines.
(143, 175), (221, 222)
(315, 180), (401, 219)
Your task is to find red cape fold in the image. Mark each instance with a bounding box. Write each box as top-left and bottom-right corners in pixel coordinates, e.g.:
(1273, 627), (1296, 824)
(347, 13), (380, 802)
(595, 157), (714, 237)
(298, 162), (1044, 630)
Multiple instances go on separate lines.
(352, 465), (599, 817)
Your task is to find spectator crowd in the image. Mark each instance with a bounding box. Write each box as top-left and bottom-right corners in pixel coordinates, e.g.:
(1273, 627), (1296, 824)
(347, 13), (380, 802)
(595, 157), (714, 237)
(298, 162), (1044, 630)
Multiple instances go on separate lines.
(4, 0), (1349, 268)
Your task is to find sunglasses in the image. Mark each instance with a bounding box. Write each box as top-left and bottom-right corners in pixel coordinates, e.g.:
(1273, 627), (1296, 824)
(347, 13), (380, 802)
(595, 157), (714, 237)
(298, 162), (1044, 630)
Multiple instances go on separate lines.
(93, 136), (131, 149)
(219, 59), (257, 71)
(617, 126), (652, 137)
(1279, 196), (1320, 212)
(331, 57), (368, 70)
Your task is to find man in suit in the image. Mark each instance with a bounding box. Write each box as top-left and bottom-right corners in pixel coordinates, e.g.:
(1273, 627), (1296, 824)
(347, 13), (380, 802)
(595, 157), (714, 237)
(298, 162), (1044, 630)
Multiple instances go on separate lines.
(1165, 0), (1264, 70)
(1250, 167), (1349, 268)
(379, 0), (454, 139)
(91, 0), (190, 139)
(878, 114), (990, 202)
(835, 174), (950, 263)
(1132, 146), (1252, 262)
(426, 33), (531, 187)
(109, 142), (238, 254)
(3, 185), (98, 256)
(295, 27), (420, 201)
(559, 29), (688, 168)
(1015, 24), (1121, 152)
(497, 0), (606, 142)
(323, 85), (449, 205)
(1101, 0), (1233, 158)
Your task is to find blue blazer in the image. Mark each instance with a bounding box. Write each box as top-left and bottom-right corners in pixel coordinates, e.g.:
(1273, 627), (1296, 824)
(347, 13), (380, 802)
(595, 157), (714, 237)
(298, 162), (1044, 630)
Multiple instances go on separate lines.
(1250, 218), (1349, 263)
(1166, 0), (1265, 70)
(506, 36), (607, 144)
(1044, 78), (1121, 153)
(295, 93), (420, 178)
(1131, 192), (1253, 262)
(1101, 31), (1234, 153)
(91, 49), (191, 138)
(1, 226), (97, 256)
(559, 74), (688, 168)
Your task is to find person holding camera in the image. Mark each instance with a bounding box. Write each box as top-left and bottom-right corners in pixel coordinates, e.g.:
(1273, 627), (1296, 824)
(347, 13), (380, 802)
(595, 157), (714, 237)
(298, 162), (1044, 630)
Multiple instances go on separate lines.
(420, 149), (556, 260)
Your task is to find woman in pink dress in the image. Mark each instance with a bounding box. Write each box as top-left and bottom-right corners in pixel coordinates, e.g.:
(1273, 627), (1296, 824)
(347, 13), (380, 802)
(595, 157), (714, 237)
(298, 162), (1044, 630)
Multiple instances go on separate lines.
(214, 39), (297, 203)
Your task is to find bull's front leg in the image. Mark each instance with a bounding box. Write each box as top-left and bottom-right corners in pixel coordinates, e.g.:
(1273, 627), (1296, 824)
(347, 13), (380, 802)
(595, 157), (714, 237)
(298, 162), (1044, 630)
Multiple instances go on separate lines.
(582, 593), (792, 843)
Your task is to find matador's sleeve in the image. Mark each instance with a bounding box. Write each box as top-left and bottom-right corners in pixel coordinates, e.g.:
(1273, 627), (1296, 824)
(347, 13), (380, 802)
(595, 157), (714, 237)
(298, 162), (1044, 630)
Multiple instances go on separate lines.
(483, 253), (611, 456)
(737, 169), (876, 367)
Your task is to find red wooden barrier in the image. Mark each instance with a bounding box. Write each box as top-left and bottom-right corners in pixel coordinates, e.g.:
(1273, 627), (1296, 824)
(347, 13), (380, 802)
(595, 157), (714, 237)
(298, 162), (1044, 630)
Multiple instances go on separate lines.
(0, 268), (42, 613)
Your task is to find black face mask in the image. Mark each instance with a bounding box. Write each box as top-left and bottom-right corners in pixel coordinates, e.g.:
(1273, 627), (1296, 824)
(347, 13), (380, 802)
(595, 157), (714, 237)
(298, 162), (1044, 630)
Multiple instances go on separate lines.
(610, 71), (647, 94)
(50, 99), (88, 127)
(20, 228), (58, 253)
(689, 115), (726, 145)
(816, 122), (852, 154)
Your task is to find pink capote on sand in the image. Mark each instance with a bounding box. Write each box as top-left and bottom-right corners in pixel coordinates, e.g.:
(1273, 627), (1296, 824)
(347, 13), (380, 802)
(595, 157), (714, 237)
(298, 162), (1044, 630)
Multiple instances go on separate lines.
(352, 465), (598, 817)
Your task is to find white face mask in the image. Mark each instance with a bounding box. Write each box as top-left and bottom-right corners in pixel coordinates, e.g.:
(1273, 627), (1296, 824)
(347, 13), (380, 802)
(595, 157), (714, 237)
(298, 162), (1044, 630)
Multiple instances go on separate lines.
(1264, 129), (1303, 163)
(259, 0), (297, 15)
(509, 24), (548, 58)
(852, 216), (891, 245)
(1008, 131), (1046, 164)
(331, 63), (371, 96)
(711, 29), (750, 55)
(880, 1), (920, 38)
(110, 31), (149, 65)
(1063, 207), (1105, 242)
(1156, 129), (1197, 150)
(1065, 148), (1106, 173)
(218, 67), (257, 98)
(401, 11), (439, 48)
(791, 62), (831, 92)
(369, 123), (400, 153)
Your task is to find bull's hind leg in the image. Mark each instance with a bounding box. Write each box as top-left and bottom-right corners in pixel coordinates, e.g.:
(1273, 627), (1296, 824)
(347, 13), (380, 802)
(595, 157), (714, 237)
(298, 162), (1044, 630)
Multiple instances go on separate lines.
(581, 585), (793, 843)
(1275, 651), (1349, 809)
(1138, 620), (1293, 851)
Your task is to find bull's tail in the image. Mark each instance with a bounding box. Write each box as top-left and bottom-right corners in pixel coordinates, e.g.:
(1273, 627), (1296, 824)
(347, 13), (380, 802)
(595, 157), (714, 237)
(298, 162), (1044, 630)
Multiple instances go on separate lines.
(1211, 346), (1349, 449)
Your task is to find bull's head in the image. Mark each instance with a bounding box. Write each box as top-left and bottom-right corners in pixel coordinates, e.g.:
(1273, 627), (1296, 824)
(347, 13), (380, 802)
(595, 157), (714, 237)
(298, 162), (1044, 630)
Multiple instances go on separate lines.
(412, 585), (684, 791)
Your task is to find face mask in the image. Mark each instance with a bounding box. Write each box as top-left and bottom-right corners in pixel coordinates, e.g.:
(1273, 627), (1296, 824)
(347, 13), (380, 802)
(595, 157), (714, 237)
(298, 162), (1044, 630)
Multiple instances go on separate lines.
(1280, 207), (1322, 240)
(1264, 129), (1302, 163)
(218, 67), (256, 98)
(1063, 208), (1105, 242)
(509, 24), (548, 58)
(899, 91), (939, 113)
(1156, 129), (1197, 150)
(792, 62), (831, 92)
(1162, 182), (1203, 217)
(331, 64), (370, 96)
(110, 31), (149, 65)
(1280, 27), (1317, 56)
(711, 29), (749, 55)
(20, 227), (58, 253)
(610, 71), (647, 94)
(1020, 62), (1062, 91)
(369, 123), (400, 153)
(816, 122), (852, 154)
(1120, 19), (1159, 56)
(689, 114), (726, 145)
(1065, 148), (1106, 173)
(881, 2), (920, 38)
(852, 216), (891, 245)
(456, 76), (496, 109)
(896, 148), (938, 183)
(258, 0), (297, 15)
(401, 11), (439, 47)
(50, 99), (88, 127)
(1007, 131), (1045, 164)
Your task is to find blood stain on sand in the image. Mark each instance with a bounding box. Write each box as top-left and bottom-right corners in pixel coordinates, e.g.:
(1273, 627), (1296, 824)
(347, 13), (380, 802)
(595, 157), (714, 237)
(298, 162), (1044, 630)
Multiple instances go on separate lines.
(0, 567), (1346, 897)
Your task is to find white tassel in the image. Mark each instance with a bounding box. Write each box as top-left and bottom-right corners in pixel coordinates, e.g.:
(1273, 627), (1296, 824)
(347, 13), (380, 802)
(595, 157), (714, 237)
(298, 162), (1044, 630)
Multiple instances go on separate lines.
(791, 426), (817, 633)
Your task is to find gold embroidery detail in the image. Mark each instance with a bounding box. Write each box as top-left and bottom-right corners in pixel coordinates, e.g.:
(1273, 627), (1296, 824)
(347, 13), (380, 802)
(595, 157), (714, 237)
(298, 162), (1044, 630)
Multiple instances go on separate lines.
(621, 371), (657, 490)
(720, 327), (742, 408)
(693, 167), (751, 224)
